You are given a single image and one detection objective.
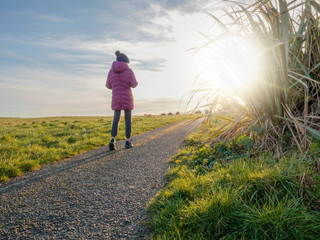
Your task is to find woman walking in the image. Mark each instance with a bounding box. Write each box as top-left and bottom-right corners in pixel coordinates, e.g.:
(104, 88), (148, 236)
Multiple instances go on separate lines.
(106, 50), (138, 150)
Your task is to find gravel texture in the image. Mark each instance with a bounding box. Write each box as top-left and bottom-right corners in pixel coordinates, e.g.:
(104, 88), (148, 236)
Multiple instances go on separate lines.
(0, 118), (202, 240)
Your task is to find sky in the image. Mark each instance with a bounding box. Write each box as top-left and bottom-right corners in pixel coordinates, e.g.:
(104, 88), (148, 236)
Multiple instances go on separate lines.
(0, 0), (221, 117)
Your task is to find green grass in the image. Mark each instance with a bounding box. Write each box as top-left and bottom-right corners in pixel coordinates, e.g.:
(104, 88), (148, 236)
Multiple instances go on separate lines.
(0, 115), (197, 182)
(147, 131), (320, 239)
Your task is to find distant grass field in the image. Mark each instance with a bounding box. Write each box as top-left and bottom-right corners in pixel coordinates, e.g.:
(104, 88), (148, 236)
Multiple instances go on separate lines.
(0, 115), (197, 182)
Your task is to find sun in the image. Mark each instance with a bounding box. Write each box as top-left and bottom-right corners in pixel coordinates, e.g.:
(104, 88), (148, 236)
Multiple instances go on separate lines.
(192, 34), (264, 96)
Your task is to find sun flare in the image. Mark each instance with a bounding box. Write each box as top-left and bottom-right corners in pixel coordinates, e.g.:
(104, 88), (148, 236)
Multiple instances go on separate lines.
(193, 34), (265, 97)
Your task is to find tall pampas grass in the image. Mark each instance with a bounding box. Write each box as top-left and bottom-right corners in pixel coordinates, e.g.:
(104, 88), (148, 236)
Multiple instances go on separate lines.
(191, 0), (320, 153)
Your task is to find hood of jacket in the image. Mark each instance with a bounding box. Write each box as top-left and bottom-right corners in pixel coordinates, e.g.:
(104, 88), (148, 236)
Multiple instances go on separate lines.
(111, 61), (129, 74)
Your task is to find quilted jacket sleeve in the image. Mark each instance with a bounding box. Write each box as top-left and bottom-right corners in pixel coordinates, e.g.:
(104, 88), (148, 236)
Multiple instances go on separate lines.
(106, 71), (112, 89)
(129, 70), (138, 88)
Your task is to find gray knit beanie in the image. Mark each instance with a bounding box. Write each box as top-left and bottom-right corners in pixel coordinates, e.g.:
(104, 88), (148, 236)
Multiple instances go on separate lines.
(115, 50), (130, 63)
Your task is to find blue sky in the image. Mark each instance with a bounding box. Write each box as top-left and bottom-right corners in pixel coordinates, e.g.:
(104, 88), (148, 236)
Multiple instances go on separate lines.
(0, 0), (216, 117)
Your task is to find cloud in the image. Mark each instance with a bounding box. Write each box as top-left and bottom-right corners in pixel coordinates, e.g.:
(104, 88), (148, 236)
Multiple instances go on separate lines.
(36, 14), (73, 23)
(161, 0), (212, 12)
(0, 77), (110, 117)
(0, 47), (48, 67)
(132, 58), (167, 72)
(0, 76), (187, 117)
(0, 0), (216, 117)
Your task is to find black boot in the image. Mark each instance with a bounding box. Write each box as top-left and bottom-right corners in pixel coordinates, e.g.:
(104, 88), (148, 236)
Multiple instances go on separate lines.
(125, 139), (132, 149)
(109, 138), (116, 151)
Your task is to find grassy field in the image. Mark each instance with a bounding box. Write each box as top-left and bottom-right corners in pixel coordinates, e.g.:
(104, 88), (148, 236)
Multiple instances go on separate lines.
(0, 114), (197, 182)
(147, 130), (320, 239)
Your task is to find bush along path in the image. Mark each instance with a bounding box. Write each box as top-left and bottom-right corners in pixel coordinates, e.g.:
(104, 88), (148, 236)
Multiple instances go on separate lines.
(0, 118), (202, 240)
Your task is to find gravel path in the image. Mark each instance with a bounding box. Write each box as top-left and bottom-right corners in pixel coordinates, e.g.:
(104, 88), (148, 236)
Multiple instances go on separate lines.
(0, 118), (202, 239)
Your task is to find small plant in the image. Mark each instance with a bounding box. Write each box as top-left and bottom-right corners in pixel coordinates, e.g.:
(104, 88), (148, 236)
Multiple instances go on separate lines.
(67, 137), (77, 144)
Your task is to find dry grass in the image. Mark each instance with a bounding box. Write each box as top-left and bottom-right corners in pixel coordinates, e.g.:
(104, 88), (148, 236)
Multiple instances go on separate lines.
(190, 0), (320, 153)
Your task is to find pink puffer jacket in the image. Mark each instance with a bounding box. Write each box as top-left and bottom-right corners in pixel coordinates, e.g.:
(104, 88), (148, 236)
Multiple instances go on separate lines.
(106, 61), (138, 110)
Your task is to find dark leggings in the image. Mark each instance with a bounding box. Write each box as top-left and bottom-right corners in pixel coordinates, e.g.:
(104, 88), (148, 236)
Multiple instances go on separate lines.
(111, 110), (132, 139)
